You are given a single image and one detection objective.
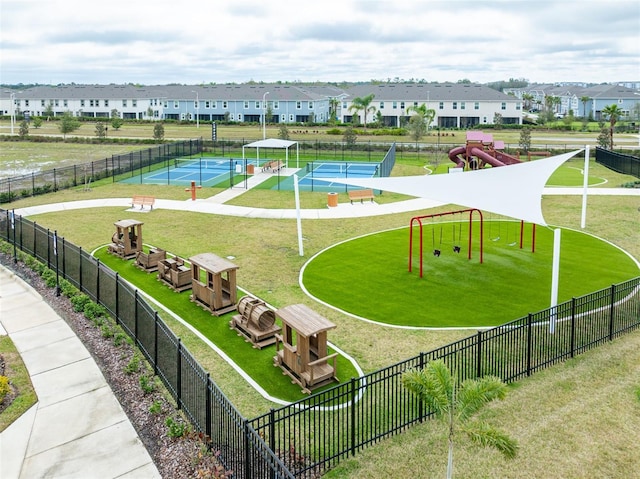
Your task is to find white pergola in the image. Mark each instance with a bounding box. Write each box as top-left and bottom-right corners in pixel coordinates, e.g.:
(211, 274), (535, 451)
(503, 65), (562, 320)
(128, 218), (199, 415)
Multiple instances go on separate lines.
(242, 138), (300, 169)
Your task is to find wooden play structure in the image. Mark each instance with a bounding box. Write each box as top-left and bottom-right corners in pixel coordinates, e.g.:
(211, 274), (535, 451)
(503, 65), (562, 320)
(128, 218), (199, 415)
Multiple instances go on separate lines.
(108, 219), (143, 259)
(273, 304), (339, 394)
(230, 296), (281, 349)
(157, 256), (192, 292)
(189, 253), (239, 316)
(135, 247), (166, 273)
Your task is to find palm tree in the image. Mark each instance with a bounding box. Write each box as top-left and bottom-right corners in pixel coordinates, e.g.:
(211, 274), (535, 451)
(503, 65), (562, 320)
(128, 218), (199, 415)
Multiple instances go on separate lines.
(522, 93), (534, 111)
(348, 94), (376, 129)
(580, 96), (590, 119)
(602, 104), (622, 150)
(402, 359), (518, 479)
(407, 103), (436, 130)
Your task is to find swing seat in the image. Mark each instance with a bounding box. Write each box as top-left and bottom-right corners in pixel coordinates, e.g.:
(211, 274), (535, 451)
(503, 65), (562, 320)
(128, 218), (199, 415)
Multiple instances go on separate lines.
(433, 249), (441, 257)
(453, 246), (461, 254)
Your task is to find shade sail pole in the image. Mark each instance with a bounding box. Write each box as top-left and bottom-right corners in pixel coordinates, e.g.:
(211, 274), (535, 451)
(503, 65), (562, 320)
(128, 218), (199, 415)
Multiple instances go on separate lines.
(294, 174), (304, 256)
(549, 228), (561, 333)
(580, 145), (590, 229)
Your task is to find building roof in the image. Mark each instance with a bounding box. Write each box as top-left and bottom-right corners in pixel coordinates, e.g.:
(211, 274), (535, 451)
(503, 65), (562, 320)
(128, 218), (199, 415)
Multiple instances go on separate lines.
(342, 82), (517, 102)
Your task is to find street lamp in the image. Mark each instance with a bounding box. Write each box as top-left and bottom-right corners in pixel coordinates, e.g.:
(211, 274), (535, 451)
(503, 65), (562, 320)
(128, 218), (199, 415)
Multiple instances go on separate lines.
(262, 91), (269, 140)
(191, 90), (199, 128)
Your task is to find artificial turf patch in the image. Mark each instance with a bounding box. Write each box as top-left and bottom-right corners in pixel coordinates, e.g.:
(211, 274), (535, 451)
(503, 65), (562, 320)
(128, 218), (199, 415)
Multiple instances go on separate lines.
(301, 224), (639, 328)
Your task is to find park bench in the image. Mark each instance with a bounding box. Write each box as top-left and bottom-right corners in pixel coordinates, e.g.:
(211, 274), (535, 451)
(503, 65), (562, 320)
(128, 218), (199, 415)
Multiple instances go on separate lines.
(261, 160), (284, 172)
(348, 189), (374, 204)
(132, 195), (155, 210)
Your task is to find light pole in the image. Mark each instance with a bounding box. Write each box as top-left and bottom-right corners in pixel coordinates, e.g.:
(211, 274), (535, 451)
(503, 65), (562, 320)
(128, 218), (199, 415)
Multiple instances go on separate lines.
(191, 90), (199, 128)
(262, 91), (269, 139)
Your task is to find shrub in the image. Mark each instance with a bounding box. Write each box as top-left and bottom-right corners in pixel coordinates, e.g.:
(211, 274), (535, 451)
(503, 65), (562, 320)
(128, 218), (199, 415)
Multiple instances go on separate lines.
(0, 375), (10, 402)
(149, 400), (162, 414)
(70, 293), (91, 312)
(139, 374), (157, 394)
(165, 416), (189, 438)
(83, 301), (107, 321)
(125, 353), (141, 375)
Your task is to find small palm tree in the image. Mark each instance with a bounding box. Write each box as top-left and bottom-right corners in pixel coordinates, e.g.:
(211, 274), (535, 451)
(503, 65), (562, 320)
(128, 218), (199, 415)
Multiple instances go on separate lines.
(348, 94), (376, 129)
(580, 95), (590, 118)
(402, 359), (518, 479)
(602, 104), (622, 150)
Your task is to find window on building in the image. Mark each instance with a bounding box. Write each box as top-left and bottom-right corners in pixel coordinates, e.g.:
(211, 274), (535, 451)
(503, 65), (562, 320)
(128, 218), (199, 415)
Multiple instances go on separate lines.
(104, 100), (109, 107)
(281, 114), (286, 121)
(55, 100), (59, 107)
(222, 101), (228, 109)
(400, 102), (405, 109)
(296, 101), (301, 109)
(63, 100), (68, 107)
(25, 100), (29, 107)
(229, 114), (234, 121)
(393, 101), (397, 109)
(273, 101), (279, 109)
(132, 100), (137, 107)
(163, 101), (168, 108)
(237, 113), (242, 121)
(413, 101), (418, 108)
(308, 101), (314, 109)
(255, 101), (260, 109)
(244, 101), (249, 109)
(501, 102), (506, 110)
(174, 101), (179, 108)
(194, 101), (199, 109)
(474, 102), (479, 110)
(439, 102), (444, 109)
(379, 101), (384, 109)
(123, 100), (127, 107)
(460, 102), (465, 110)
(342, 102), (347, 108)
(41, 100), (45, 107)
(211, 101), (217, 108)
(453, 102), (457, 110)
(289, 114), (294, 121)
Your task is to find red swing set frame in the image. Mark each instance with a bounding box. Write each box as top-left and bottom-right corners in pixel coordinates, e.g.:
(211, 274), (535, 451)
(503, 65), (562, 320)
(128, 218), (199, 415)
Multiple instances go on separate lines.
(408, 208), (484, 278)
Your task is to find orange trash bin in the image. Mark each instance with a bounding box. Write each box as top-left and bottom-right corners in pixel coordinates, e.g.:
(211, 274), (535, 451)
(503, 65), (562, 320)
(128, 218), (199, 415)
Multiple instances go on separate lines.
(327, 192), (338, 207)
(247, 164), (255, 174)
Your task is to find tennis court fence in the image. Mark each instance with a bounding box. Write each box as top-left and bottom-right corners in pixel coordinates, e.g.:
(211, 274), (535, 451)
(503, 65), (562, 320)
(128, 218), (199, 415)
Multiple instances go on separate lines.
(0, 139), (203, 203)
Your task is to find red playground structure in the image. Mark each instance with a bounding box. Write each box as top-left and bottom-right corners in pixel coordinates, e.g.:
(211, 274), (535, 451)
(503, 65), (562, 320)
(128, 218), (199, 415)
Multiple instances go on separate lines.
(448, 131), (521, 169)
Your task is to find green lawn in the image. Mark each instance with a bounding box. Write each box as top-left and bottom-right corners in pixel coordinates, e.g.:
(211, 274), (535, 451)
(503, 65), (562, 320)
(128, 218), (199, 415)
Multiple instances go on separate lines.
(302, 223), (639, 328)
(96, 247), (360, 402)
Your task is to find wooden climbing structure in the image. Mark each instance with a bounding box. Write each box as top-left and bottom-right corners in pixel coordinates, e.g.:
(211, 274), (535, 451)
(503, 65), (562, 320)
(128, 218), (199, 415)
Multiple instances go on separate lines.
(230, 296), (281, 349)
(108, 219), (143, 260)
(189, 253), (239, 316)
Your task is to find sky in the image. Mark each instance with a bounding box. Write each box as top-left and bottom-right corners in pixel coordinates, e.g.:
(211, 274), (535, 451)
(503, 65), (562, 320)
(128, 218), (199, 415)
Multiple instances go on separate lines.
(1, 0), (639, 86)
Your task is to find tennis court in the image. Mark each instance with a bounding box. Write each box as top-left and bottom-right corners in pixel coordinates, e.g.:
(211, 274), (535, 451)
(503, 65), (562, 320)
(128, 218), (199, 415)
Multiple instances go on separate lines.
(120, 157), (256, 186)
(292, 161), (381, 191)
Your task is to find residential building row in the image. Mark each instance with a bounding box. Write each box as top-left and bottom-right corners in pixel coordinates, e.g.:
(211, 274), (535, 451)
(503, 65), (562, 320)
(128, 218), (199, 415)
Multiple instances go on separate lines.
(504, 83), (640, 120)
(2, 81), (638, 129)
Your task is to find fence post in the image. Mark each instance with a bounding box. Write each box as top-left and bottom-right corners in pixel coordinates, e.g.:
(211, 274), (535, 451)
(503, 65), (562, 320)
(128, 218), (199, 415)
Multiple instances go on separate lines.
(570, 298), (576, 358)
(350, 377), (357, 456)
(46, 228), (51, 269)
(134, 289), (139, 340)
(115, 273), (119, 323)
(526, 313), (533, 377)
(609, 284), (616, 341)
(418, 352), (425, 421)
(269, 408), (276, 477)
(95, 258), (100, 304)
(176, 338), (182, 410)
(205, 373), (212, 443)
(154, 312), (159, 375)
(244, 420), (253, 479)
(79, 247), (83, 293)
(476, 330), (483, 378)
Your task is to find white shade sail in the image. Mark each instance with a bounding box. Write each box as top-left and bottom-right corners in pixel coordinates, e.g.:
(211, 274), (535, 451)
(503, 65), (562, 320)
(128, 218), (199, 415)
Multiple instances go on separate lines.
(327, 150), (581, 226)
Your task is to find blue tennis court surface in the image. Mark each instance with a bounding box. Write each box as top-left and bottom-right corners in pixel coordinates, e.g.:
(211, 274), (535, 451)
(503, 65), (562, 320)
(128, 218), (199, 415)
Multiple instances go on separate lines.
(294, 161), (380, 190)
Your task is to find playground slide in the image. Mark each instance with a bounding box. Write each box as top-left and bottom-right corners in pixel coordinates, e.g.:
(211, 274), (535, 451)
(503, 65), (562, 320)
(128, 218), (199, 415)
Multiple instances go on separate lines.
(448, 146), (522, 169)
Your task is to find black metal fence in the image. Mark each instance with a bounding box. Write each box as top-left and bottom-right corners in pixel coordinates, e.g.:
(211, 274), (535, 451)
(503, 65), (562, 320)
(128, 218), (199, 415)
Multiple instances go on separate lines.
(0, 139), (203, 203)
(596, 147), (640, 179)
(1, 209), (639, 478)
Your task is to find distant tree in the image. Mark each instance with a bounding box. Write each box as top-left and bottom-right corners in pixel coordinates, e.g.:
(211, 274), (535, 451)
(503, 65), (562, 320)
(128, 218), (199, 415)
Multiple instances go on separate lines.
(408, 113), (427, 141)
(32, 117), (43, 129)
(522, 93), (534, 111)
(265, 104), (274, 124)
(328, 98), (340, 124)
(111, 108), (120, 119)
(343, 125), (357, 147)
(518, 126), (532, 152)
(597, 127), (610, 149)
(153, 123), (165, 142)
(18, 120), (29, 138)
(95, 122), (106, 139)
(402, 360), (518, 479)
(580, 96), (590, 118)
(348, 94), (376, 128)
(111, 117), (124, 130)
(147, 107), (154, 119)
(493, 113), (503, 129)
(308, 112), (315, 125)
(278, 124), (290, 140)
(407, 103), (436, 132)
(58, 112), (81, 139)
(374, 110), (383, 127)
(44, 103), (54, 120)
(602, 104), (622, 150)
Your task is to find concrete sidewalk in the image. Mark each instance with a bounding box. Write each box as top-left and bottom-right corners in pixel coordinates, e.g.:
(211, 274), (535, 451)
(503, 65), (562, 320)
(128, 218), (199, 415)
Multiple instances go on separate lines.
(0, 265), (160, 479)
